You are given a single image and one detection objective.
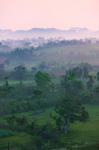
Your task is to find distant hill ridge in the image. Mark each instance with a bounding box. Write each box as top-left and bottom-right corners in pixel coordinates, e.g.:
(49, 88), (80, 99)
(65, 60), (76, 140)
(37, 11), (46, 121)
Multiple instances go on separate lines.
(0, 27), (99, 40)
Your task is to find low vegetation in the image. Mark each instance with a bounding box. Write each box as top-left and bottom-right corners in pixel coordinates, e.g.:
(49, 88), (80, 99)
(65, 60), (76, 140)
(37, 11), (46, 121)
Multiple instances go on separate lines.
(0, 63), (99, 149)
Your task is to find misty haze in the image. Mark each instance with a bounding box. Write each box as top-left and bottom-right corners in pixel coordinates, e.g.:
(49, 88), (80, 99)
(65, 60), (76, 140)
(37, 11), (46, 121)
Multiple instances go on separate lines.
(0, 0), (99, 150)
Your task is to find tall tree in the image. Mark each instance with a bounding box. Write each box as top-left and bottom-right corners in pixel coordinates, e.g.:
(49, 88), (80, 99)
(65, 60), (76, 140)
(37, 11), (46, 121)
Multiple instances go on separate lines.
(53, 95), (89, 134)
(53, 72), (89, 134)
(13, 65), (26, 85)
(35, 71), (51, 89)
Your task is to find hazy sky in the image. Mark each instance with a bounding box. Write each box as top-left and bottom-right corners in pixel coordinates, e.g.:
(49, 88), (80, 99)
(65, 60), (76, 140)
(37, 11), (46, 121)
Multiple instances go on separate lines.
(0, 0), (99, 30)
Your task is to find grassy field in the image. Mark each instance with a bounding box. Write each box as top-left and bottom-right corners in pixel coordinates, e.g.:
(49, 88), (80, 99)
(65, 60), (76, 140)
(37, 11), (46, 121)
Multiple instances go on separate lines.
(0, 105), (99, 149)
(0, 80), (35, 86)
(61, 105), (99, 148)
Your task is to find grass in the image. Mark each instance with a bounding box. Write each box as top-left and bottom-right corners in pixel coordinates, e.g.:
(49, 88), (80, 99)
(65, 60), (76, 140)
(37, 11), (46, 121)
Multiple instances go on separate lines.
(0, 133), (32, 149)
(0, 80), (35, 86)
(0, 108), (53, 126)
(0, 105), (99, 149)
(0, 130), (15, 138)
(60, 105), (99, 148)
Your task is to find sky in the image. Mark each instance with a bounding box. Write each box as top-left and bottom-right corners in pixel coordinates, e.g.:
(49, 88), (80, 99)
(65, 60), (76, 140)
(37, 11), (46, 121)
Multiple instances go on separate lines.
(0, 0), (99, 30)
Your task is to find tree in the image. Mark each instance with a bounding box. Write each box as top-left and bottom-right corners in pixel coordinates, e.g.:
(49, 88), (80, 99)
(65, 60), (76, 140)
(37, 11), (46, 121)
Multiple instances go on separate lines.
(13, 65), (26, 85)
(62, 70), (84, 96)
(65, 63), (90, 80)
(4, 76), (9, 88)
(97, 72), (99, 81)
(6, 116), (16, 129)
(87, 75), (94, 91)
(35, 71), (51, 89)
(53, 94), (89, 134)
(15, 116), (28, 131)
(34, 71), (53, 108)
(53, 72), (89, 134)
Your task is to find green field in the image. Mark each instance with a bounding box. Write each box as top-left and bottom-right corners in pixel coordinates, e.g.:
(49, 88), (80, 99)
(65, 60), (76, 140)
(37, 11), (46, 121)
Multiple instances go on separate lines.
(61, 105), (99, 149)
(0, 105), (99, 149)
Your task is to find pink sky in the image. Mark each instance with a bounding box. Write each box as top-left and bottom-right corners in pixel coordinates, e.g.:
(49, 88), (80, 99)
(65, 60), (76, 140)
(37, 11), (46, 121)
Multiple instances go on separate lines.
(0, 0), (99, 30)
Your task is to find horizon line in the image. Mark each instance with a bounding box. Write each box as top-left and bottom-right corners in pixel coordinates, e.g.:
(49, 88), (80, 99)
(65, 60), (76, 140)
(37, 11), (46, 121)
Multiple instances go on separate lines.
(0, 26), (98, 32)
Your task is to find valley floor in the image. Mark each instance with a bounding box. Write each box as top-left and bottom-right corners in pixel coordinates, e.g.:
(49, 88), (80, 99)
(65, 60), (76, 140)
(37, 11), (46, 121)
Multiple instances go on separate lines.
(0, 105), (99, 150)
